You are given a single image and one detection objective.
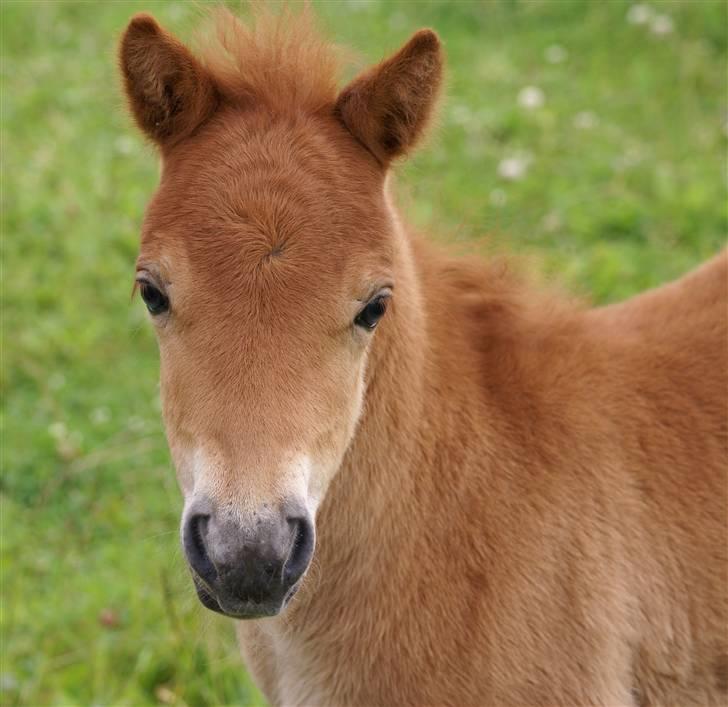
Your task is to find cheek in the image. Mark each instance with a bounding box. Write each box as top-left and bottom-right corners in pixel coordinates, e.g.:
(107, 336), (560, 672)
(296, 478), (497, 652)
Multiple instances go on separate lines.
(343, 357), (367, 439)
(328, 346), (368, 442)
(337, 345), (369, 440)
(166, 435), (195, 496)
(307, 350), (368, 498)
(159, 371), (204, 498)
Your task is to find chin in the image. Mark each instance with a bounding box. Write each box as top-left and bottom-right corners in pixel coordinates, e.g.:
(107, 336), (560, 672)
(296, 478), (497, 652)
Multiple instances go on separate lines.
(192, 576), (301, 620)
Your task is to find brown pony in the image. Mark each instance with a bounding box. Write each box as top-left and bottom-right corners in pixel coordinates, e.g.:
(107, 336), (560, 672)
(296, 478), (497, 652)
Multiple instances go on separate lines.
(119, 7), (727, 705)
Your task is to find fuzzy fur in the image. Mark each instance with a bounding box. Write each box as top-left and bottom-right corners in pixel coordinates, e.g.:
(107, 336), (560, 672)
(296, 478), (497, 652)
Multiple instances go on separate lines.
(119, 6), (728, 705)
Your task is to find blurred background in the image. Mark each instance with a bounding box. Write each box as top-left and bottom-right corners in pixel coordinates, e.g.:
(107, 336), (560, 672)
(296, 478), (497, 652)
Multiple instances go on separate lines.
(2, 1), (726, 705)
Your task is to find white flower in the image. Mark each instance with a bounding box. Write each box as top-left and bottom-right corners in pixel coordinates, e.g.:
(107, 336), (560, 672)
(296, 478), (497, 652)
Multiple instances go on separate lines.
(127, 416), (146, 432)
(541, 211), (563, 233)
(450, 104), (473, 126)
(650, 14), (674, 36)
(612, 146), (644, 173)
(498, 155), (531, 181)
(167, 4), (186, 21)
(49, 421), (67, 440)
(627, 4), (652, 25)
(573, 111), (598, 130)
(518, 86), (545, 110)
(489, 189), (508, 207)
(347, 0), (374, 11)
(388, 12), (407, 30)
(48, 372), (65, 390)
(114, 136), (135, 155)
(91, 406), (111, 425)
(545, 45), (568, 64)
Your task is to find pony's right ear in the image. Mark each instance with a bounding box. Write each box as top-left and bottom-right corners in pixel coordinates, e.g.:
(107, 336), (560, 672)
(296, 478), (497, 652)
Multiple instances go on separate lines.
(119, 14), (219, 148)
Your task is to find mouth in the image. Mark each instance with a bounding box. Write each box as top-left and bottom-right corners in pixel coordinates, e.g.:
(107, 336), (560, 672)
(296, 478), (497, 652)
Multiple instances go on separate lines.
(191, 573), (301, 620)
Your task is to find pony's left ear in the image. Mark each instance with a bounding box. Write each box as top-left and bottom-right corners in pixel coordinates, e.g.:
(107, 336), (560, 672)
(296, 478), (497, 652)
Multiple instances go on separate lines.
(119, 13), (219, 148)
(335, 29), (443, 167)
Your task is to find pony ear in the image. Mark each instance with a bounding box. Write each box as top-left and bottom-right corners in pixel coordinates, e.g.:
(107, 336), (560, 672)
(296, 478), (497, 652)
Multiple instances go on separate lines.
(119, 14), (219, 148)
(335, 29), (443, 167)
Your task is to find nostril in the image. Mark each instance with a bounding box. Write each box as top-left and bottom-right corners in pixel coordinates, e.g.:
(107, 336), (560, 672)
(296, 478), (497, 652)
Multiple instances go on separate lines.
(183, 513), (216, 584)
(191, 515), (207, 557)
(283, 516), (314, 586)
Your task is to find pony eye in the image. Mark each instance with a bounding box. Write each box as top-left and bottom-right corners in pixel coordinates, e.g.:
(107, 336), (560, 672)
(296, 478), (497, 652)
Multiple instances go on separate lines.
(139, 281), (169, 315)
(354, 294), (389, 330)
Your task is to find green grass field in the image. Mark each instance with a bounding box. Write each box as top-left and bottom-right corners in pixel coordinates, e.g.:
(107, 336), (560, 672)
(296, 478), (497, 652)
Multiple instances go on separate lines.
(2, 1), (726, 705)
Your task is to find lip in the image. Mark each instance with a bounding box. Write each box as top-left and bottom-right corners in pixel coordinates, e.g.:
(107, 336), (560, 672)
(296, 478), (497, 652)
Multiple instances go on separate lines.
(191, 573), (299, 620)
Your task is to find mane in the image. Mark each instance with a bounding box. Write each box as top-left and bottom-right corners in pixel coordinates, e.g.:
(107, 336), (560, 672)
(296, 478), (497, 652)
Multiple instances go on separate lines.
(197, 4), (347, 114)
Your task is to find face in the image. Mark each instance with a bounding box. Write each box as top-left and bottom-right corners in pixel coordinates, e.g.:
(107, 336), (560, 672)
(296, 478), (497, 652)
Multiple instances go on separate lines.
(136, 109), (393, 618)
(120, 7), (442, 619)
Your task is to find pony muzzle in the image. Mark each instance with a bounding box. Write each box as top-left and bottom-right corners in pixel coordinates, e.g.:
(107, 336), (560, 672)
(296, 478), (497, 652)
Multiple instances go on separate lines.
(182, 497), (315, 619)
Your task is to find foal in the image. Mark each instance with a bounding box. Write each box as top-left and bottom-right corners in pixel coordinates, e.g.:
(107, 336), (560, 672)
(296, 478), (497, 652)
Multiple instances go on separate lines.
(119, 8), (727, 706)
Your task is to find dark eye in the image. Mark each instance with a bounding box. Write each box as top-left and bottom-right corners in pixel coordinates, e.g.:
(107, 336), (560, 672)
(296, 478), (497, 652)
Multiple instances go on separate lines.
(139, 281), (169, 315)
(354, 294), (389, 330)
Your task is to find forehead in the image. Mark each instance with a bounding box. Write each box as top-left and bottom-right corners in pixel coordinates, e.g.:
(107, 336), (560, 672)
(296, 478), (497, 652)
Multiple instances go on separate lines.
(139, 108), (391, 300)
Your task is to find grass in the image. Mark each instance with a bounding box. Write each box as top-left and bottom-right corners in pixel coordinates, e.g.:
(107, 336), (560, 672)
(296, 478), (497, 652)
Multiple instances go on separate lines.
(2, 0), (725, 705)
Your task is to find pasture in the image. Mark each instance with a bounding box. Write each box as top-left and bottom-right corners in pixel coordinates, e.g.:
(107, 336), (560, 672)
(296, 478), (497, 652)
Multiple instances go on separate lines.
(2, 1), (726, 705)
